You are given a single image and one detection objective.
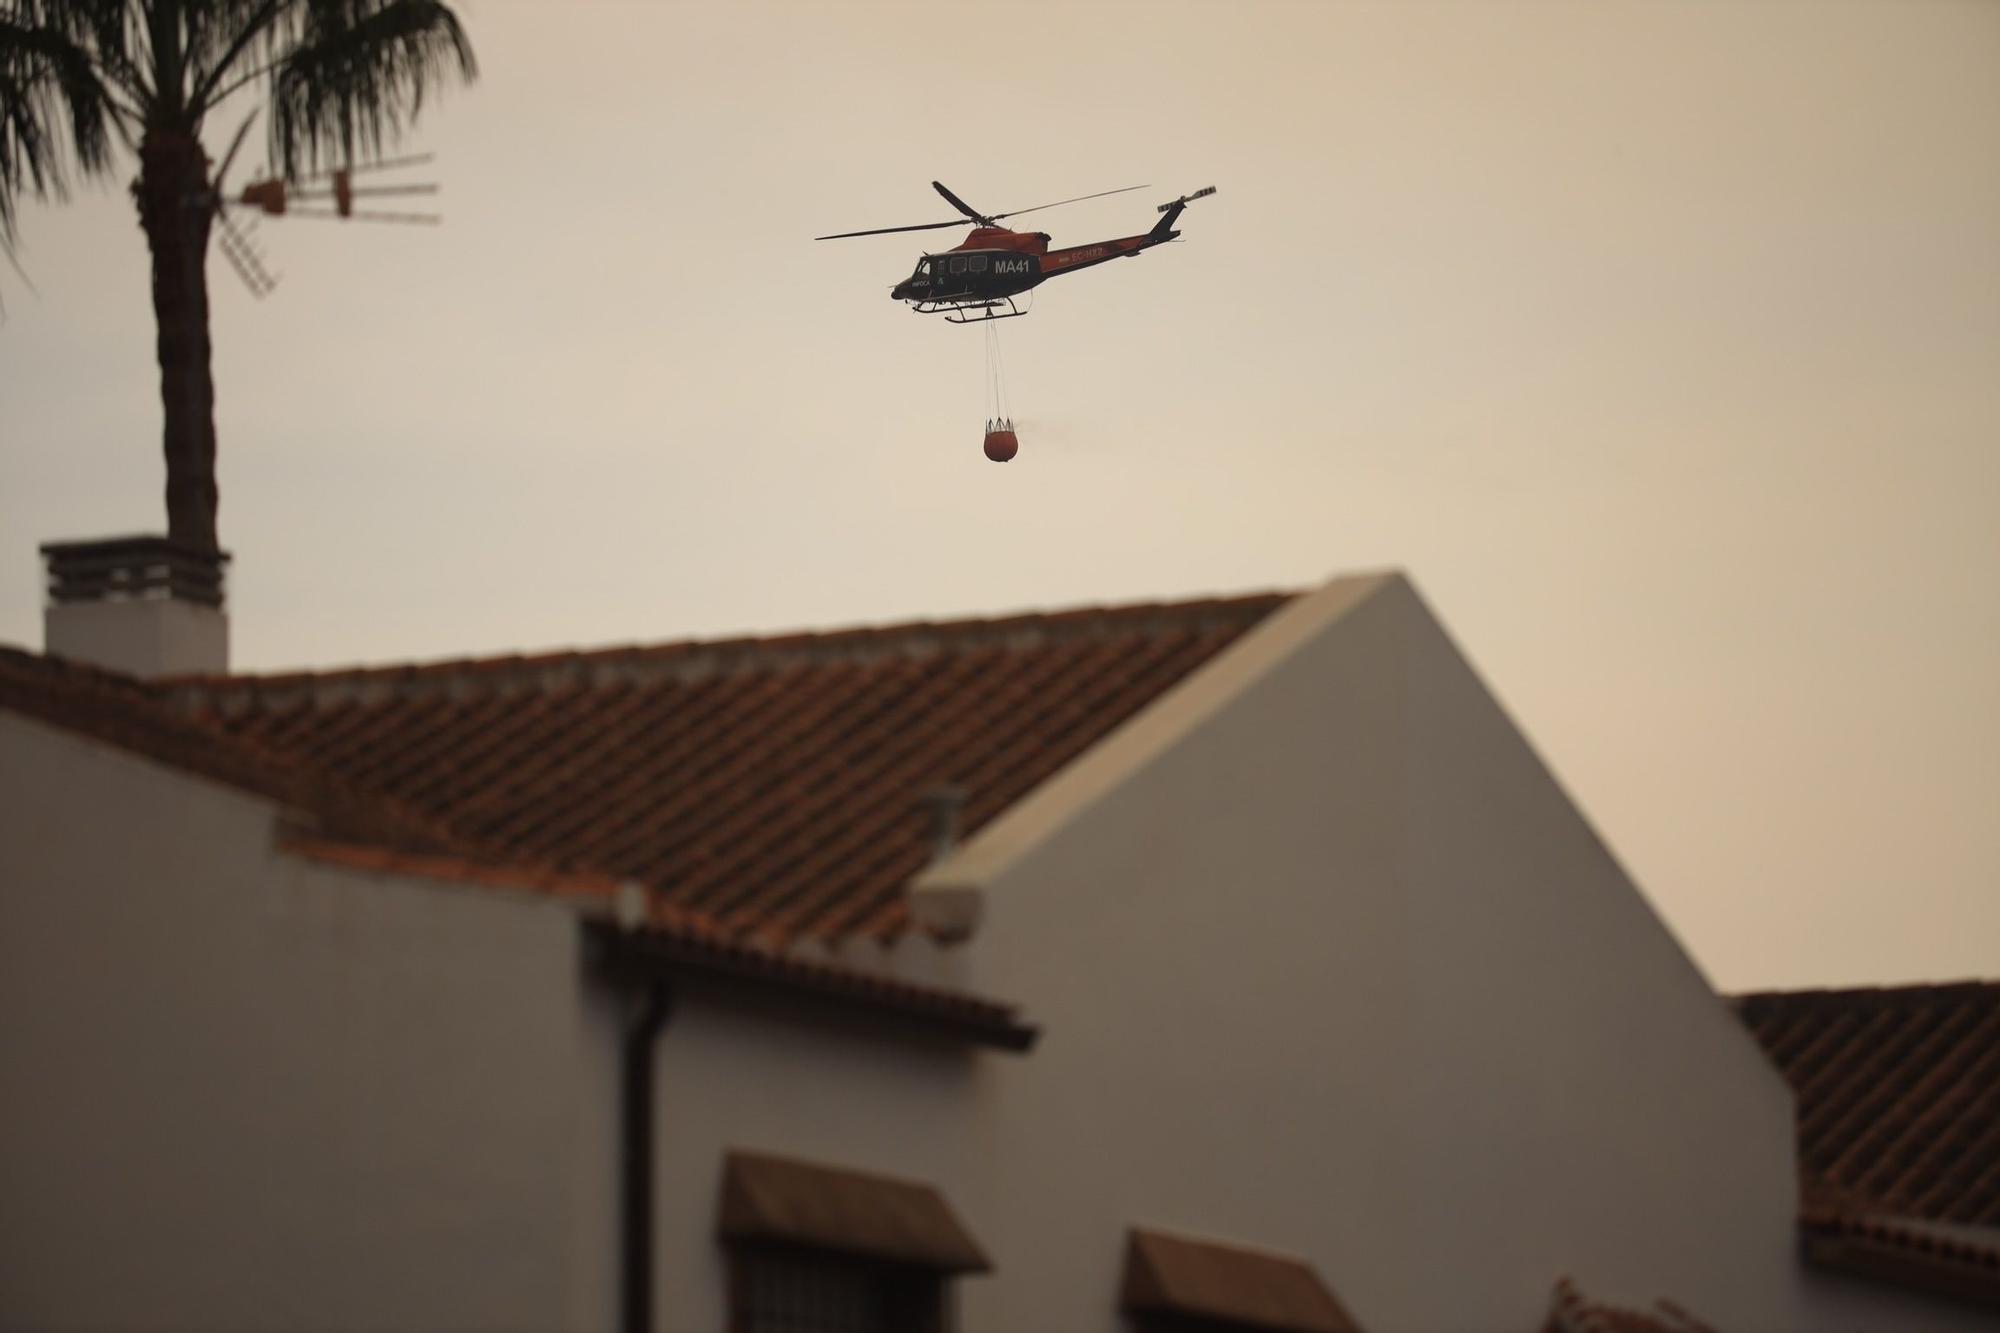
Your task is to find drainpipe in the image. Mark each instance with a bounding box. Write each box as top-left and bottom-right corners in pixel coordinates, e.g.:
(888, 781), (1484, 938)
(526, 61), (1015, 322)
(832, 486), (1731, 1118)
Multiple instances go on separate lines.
(621, 979), (674, 1333)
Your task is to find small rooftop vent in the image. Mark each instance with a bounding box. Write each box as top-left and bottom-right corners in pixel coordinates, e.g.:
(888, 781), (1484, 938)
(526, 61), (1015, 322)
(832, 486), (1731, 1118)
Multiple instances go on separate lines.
(910, 784), (982, 944)
(921, 783), (967, 863)
(39, 535), (230, 679)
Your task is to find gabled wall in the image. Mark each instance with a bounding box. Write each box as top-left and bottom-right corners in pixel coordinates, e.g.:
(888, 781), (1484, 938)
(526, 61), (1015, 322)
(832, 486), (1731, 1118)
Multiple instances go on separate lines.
(0, 713), (615, 1333)
(857, 574), (1776, 1327)
(887, 572), (1940, 1331)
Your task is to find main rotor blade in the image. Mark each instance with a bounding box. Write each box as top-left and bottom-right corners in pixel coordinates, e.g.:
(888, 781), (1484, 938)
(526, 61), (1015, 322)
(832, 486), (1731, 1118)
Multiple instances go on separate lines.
(992, 183), (1149, 221)
(815, 218), (970, 240)
(932, 181), (993, 225)
(815, 179), (1148, 240)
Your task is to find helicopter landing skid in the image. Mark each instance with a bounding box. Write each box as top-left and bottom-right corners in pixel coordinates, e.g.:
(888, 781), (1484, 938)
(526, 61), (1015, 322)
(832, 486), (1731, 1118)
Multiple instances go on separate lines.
(912, 296), (1027, 324)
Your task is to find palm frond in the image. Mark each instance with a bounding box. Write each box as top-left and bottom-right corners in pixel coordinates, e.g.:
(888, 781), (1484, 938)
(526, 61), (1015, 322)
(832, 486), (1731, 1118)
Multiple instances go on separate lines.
(266, 0), (472, 178)
(10, 0), (153, 108)
(184, 0), (295, 113)
(0, 11), (118, 248)
(83, 0), (156, 108)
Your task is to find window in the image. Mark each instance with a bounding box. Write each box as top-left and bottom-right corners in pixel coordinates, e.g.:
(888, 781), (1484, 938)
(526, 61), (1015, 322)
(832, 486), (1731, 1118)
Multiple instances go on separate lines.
(1129, 1315), (1286, 1333)
(731, 1245), (944, 1333)
(965, 256), (988, 273)
(719, 1150), (990, 1333)
(948, 257), (965, 274)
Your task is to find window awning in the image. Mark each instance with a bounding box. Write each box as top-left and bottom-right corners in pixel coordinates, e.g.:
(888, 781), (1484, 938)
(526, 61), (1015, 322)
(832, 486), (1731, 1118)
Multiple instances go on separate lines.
(1121, 1227), (1361, 1333)
(719, 1150), (992, 1274)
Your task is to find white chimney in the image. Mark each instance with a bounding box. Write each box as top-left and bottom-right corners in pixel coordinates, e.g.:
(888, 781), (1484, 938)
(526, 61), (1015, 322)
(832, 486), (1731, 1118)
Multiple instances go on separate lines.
(40, 536), (230, 679)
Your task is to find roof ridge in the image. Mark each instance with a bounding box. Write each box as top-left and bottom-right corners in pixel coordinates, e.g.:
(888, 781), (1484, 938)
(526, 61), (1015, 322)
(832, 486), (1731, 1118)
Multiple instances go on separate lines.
(1732, 980), (2000, 1010)
(158, 590), (1294, 713)
(282, 837), (1037, 1049)
(1, 647), (508, 862)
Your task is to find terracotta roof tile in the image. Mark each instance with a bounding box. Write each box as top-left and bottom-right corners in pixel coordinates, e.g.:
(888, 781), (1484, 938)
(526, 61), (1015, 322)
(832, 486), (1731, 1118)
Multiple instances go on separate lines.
(168, 592), (1289, 944)
(1734, 982), (2000, 1226)
(1542, 1278), (1717, 1333)
(1798, 1207), (2000, 1308)
(0, 647), (483, 859)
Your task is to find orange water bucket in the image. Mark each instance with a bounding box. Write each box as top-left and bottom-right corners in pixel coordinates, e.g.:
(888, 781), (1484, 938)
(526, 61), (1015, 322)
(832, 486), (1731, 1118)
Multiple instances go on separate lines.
(983, 419), (1018, 463)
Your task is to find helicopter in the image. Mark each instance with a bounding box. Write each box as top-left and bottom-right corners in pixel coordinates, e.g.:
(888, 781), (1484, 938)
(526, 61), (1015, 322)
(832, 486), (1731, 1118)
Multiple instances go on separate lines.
(817, 181), (1216, 322)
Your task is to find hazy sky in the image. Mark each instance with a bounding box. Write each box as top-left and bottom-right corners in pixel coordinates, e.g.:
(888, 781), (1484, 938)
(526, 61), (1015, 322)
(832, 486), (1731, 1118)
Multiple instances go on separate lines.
(3, 0), (1996, 991)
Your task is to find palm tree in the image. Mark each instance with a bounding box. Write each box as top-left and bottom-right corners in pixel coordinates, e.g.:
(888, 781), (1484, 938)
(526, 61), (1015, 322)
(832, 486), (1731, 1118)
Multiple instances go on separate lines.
(1, 0), (473, 552)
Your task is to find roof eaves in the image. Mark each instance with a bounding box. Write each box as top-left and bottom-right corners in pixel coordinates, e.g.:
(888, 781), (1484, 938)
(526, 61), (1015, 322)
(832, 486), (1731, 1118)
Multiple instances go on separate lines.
(583, 919), (1038, 1054)
(1799, 1208), (2000, 1310)
(157, 590), (1296, 715)
(1731, 979), (2000, 1013)
(280, 835), (626, 903)
(282, 836), (1037, 1051)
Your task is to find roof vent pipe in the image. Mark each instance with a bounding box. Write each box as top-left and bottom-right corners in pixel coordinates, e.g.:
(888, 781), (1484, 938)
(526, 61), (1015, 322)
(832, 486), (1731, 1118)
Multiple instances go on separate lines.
(922, 784), (966, 863)
(911, 785), (982, 944)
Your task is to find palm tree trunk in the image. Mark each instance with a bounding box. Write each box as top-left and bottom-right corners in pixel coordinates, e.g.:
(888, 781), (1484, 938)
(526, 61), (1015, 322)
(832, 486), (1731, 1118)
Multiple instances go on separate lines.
(134, 128), (220, 553)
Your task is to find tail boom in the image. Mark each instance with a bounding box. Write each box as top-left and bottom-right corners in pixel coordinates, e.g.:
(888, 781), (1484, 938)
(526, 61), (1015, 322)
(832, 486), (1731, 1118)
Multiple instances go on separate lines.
(1039, 184), (1214, 279)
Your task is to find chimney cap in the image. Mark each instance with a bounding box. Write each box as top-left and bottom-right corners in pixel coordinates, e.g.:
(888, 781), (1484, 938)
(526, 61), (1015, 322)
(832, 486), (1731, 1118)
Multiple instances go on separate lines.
(41, 534), (230, 609)
(40, 533), (230, 678)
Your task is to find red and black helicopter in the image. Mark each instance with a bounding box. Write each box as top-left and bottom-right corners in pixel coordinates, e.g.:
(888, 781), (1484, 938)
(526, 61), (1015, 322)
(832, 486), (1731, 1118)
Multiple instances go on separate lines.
(818, 181), (1215, 322)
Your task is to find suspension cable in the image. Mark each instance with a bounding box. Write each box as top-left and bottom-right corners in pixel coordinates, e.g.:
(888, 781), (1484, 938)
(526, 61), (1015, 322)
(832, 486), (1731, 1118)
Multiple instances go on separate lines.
(984, 319), (1012, 428)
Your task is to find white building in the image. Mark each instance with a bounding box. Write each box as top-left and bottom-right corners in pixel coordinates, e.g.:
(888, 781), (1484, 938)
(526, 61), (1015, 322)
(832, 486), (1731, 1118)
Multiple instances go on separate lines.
(3, 551), (1994, 1332)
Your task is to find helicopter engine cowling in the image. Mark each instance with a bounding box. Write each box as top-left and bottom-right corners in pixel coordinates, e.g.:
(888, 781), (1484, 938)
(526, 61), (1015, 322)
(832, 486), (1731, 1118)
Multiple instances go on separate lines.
(952, 227), (1049, 255)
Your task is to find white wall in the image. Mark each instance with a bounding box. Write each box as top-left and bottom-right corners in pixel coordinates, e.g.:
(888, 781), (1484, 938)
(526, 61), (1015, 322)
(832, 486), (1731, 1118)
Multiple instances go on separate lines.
(44, 596), (228, 678)
(650, 998), (994, 1327)
(0, 713), (615, 1333)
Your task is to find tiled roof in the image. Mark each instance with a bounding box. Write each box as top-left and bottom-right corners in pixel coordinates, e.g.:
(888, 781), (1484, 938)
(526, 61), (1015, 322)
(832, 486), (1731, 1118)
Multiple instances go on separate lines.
(1797, 1206), (2000, 1308)
(0, 647), (479, 857)
(1542, 1278), (1717, 1333)
(167, 593), (1288, 944)
(1733, 982), (2000, 1227)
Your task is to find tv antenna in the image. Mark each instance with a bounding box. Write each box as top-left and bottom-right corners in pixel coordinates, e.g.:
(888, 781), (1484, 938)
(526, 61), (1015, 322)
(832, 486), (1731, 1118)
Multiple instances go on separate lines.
(205, 113), (444, 299)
